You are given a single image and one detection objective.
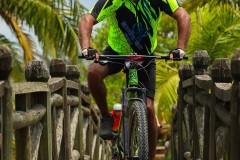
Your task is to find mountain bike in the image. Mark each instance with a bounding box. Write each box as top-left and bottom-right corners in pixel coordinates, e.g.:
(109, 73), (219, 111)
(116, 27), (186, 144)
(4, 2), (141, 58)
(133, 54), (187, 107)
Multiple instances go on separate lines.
(79, 53), (187, 160)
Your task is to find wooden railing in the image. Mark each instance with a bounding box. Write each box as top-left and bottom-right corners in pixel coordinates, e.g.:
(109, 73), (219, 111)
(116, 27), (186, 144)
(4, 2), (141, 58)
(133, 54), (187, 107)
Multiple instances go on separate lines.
(0, 46), (112, 160)
(172, 49), (240, 160)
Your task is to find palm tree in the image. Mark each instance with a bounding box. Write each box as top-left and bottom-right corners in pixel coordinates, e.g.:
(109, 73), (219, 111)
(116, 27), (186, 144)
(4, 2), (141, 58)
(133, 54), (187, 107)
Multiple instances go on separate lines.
(0, 0), (87, 64)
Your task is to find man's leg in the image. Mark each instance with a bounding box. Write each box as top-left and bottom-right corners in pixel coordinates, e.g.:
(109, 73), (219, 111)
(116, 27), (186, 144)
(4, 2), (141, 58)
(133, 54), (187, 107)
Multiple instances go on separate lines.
(87, 62), (114, 139)
(147, 97), (158, 160)
(88, 63), (109, 114)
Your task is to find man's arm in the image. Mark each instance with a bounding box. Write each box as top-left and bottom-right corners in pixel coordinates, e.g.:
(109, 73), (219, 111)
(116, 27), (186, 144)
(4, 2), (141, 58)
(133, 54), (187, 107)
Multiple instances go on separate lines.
(78, 14), (98, 50)
(172, 7), (191, 51)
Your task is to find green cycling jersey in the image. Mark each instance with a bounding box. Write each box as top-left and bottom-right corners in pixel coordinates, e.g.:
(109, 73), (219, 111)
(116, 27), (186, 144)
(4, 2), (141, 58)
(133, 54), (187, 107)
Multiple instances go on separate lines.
(89, 0), (180, 55)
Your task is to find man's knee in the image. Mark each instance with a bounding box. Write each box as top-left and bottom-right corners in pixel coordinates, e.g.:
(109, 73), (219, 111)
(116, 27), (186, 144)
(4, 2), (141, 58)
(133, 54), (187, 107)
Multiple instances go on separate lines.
(88, 63), (108, 80)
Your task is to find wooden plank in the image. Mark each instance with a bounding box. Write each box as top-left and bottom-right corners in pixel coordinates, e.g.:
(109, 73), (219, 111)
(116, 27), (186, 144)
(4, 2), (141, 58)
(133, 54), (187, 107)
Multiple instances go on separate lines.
(67, 80), (80, 90)
(177, 79), (184, 160)
(183, 94), (193, 106)
(51, 93), (63, 107)
(209, 84), (216, 160)
(194, 75), (212, 90)
(56, 109), (64, 159)
(230, 82), (240, 160)
(81, 91), (91, 106)
(52, 105), (58, 160)
(1, 82), (13, 160)
(60, 79), (71, 160)
(82, 106), (90, 116)
(215, 83), (232, 101)
(0, 81), (4, 97)
(72, 84), (82, 159)
(48, 78), (64, 92)
(67, 95), (79, 106)
(12, 104), (46, 129)
(12, 82), (49, 94)
(91, 106), (100, 125)
(70, 107), (79, 151)
(15, 94), (31, 160)
(38, 91), (52, 160)
(182, 77), (194, 88)
(31, 122), (43, 160)
(78, 109), (84, 160)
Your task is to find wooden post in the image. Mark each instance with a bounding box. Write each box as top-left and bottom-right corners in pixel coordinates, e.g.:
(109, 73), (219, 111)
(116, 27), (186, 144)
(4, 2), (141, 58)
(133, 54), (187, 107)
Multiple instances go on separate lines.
(210, 58), (231, 160)
(66, 65), (80, 83)
(23, 60), (51, 160)
(230, 48), (240, 160)
(0, 46), (13, 160)
(192, 50), (209, 159)
(50, 58), (66, 160)
(50, 58), (67, 78)
(80, 83), (91, 159)
(64, 65), (82, 159)
(177, 64), (194, 160)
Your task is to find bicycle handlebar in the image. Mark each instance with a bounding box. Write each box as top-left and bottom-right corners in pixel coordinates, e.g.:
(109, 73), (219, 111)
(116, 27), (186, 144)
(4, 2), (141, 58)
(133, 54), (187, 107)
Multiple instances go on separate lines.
(78, 54), (188, 61)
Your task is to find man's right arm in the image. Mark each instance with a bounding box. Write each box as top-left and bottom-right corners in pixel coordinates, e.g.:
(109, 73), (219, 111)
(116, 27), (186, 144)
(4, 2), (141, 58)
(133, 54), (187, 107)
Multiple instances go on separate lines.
(78, 14), (98, 51)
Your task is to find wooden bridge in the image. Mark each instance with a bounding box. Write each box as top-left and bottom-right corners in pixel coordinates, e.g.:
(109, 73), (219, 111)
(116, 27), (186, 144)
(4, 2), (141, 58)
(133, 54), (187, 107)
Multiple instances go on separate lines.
(1, 45), (240, 160)
(172, 49), (240, 160)
(0, 46), (112, 160)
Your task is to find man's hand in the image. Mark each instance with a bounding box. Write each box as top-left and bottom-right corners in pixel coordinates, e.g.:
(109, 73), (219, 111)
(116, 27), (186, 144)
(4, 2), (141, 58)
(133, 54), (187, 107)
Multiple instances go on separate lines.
(82, 47), (99, 61)
(169, 48), (185, 60)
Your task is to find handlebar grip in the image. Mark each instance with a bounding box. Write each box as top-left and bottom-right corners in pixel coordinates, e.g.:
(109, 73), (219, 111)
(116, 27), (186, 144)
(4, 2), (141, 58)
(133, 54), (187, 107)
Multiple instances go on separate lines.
(171, 55), (189, 61)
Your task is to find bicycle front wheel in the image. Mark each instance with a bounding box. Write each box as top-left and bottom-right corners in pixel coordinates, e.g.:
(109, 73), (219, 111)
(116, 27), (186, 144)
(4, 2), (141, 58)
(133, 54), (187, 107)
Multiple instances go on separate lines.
(129, 101), (149, 160)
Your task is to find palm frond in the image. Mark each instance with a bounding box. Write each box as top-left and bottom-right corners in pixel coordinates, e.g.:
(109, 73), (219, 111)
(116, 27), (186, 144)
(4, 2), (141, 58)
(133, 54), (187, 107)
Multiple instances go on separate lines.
(2, 0), (87, 63)
(0, 9), (35, 62)
(155, 61), (179, 123)
(188, 4), (240, 63)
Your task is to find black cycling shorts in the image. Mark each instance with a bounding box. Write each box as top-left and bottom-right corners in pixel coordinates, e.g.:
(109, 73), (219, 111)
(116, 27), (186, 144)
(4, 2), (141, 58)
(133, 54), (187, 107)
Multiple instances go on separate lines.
(102, 46), (156, 99)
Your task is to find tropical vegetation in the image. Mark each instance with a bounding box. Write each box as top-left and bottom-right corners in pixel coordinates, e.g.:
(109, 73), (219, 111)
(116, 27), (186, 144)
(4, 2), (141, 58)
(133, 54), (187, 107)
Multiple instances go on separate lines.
(0, 0), (88, 81)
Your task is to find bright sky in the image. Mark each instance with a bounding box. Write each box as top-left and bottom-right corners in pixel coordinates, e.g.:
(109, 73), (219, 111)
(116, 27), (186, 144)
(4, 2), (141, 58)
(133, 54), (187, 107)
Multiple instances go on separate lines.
(80, 0), (97, 9)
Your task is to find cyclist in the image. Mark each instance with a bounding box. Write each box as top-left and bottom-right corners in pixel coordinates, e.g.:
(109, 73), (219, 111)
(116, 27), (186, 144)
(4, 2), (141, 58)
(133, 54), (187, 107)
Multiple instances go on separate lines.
(78, 0), (191, 159)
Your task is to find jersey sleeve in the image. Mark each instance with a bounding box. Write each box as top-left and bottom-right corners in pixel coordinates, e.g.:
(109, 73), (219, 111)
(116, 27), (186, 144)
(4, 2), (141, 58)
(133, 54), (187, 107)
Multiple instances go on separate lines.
(158, 0), (181, 16)
(89, 0), (123, 22)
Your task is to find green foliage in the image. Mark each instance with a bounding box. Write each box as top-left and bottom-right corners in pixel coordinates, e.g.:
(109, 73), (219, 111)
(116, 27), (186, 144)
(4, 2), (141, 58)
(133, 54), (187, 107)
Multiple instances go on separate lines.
(0, 0), (88, 61)
(155, 61), (181, 123)
(156, 14), (178, 53)
(187, 4), (240, 63)
(105, 73), (126, 110)
(0, 0), (90, 81)
(91, 20), (109, 51)
(183, 0), (240, 12)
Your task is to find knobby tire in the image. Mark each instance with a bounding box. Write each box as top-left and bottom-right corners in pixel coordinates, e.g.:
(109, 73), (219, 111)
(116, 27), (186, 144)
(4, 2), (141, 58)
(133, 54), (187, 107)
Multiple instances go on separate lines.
(129, 101), (149, 160)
